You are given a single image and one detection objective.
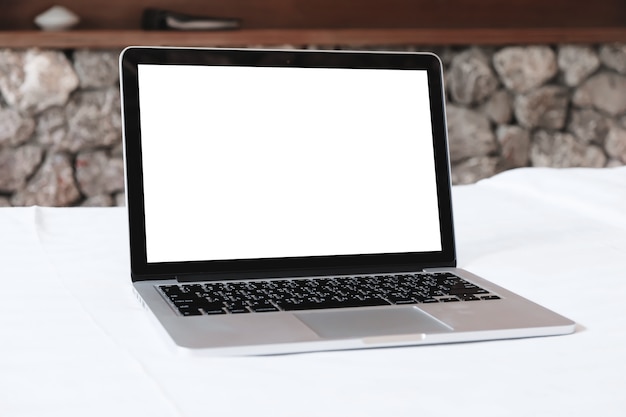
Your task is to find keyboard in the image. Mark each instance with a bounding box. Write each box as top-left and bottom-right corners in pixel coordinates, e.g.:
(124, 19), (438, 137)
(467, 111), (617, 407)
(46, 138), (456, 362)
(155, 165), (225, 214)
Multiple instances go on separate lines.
(159, 272), (501, 316)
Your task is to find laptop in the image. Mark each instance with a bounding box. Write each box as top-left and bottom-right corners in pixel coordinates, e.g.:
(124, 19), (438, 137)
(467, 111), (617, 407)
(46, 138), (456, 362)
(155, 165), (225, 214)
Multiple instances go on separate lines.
(119, 46), (575, 355)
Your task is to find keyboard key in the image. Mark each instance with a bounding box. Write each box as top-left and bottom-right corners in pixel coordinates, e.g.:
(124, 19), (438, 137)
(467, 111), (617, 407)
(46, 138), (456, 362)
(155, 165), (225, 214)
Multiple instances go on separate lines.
(177, 305), (203, 316)
(386, 295), (416, 304)
(203, 308), (227, 315)
(197, 300), (226, 314)
(225, 302), (250, 314)
(480, 295), (501, 300)
(459, 295), (481, 301)
(249, 303), (279, 313)
(228, 307), (250, 314)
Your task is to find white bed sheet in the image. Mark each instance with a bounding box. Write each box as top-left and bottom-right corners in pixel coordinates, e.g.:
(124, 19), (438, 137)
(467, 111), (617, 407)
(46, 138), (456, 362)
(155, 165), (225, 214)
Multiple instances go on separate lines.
(1, 166), (625, 417)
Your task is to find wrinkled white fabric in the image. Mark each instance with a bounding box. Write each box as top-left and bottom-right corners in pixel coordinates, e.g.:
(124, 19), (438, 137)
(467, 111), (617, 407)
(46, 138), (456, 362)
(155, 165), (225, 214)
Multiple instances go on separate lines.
(1, 166), (625, 417)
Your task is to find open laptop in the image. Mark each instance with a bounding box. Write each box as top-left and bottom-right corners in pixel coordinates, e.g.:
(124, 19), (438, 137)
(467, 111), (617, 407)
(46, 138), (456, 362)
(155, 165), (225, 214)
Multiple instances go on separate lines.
(119, 47), (575, 355)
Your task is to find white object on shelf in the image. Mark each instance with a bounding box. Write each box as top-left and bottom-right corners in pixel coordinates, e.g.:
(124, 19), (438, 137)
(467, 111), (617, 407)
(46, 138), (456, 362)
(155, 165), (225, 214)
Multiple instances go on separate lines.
(34, 6), (80, 31)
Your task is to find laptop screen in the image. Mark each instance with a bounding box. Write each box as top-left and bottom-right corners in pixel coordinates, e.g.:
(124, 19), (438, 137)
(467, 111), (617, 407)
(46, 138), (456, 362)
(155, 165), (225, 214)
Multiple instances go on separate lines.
(121, 48), (455, 279)
(136, 63), (442, 264)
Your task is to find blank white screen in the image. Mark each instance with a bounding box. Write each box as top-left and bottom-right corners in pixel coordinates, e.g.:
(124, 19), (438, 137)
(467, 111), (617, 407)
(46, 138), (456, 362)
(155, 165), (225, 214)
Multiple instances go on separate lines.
(138, 64), (442, 263)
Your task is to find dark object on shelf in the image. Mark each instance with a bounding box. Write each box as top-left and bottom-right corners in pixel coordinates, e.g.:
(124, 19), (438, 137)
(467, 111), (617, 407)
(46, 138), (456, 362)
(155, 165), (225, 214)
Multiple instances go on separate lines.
(142, 8), (241, 31)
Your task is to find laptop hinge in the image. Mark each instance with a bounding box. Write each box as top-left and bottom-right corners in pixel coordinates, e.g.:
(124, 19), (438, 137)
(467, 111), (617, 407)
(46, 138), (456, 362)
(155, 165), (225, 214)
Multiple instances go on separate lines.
(174, 266), (438, 283)
(176, 274), (214, 283)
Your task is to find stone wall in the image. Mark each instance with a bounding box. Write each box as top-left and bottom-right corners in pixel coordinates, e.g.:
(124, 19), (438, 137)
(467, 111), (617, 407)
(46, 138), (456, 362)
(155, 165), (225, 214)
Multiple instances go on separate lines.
(441, 45), (626, 184)
(0, 49), (124, 207)
(1, 44), (626, 207)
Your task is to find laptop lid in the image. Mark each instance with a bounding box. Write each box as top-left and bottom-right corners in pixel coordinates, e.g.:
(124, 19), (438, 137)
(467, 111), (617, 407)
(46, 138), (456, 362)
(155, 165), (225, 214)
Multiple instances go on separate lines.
(120, 47), (456, 282)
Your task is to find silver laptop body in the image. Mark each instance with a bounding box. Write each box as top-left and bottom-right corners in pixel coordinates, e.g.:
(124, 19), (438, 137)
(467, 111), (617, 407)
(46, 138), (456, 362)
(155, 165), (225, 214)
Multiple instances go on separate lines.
(119, 47), (575, 355)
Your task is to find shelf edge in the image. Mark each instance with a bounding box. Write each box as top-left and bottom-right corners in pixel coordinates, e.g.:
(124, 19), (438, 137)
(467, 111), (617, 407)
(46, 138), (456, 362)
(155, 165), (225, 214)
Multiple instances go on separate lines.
(1, 28), (626, 49)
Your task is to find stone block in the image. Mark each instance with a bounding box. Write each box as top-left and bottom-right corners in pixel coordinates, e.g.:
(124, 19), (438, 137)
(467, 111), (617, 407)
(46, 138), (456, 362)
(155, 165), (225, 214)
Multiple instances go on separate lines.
(0, 145), (44, 192)
(573, 72), (626, 116)
(447, 48), (498, 105)
(599, 44), (626, 75)
(557, 45), (600, 86)
(493, 46), (558, 93)
(530, 130), (606, 168)
(567, 109), (609, 145)
(482, 89), (513, 125)
(496, 125), (531, 169)
(605, 122), (626, 163)
(115, 192), (126, 207)
(64, 88), (122, 152)
(11, 153), (80, 206)
(81, 194), (114, 207)
(0, 107), (35, 146)
(514, 85), (569, 130)
(450, 156), (499, 185)
(35, 106), (67, 148)
(446, 105), (497, 162)
(75, 150), (124, 197)
(73, 49), (121, 88)
(0, 49), (79, 115)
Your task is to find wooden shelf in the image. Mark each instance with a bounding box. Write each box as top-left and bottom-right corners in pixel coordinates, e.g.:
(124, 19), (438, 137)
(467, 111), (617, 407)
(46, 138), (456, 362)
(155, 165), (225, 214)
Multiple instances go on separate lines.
(1, 28), (626, 49)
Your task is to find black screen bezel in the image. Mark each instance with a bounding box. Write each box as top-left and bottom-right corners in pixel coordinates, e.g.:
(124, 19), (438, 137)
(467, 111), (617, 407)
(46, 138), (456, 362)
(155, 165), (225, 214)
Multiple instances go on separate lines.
(120, 47), (456, 282)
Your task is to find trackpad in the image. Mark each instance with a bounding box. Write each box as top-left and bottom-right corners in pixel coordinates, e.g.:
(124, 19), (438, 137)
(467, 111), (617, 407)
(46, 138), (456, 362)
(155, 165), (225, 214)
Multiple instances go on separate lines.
(295, 307), (452, 339)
